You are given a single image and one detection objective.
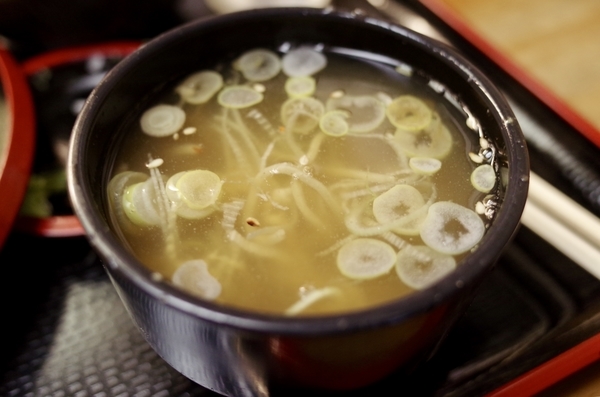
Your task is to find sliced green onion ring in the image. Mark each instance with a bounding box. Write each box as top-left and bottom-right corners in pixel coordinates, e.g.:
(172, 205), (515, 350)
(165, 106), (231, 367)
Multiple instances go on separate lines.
(282, 46), (327, 77)
(337, 238), (397, 280)
(394, 113), (453, 159)
(166, 172), (216, 219)
(285, 76), (316, 98)
(175, 169), (223, 211)
(396, 245), (456, 290)
(420, 201), (485, 255)
(471, 164), (496, 193)
(172, 259), (222, 300)
(280, 97), (324, 134)
(372, 184), (427, 236)
(218, 86), (264, 109)
(236, 48), (282, 82)
(326, 95), (386, 133)
(122, 179), (162, 227)
(319, 110), (349, 137)
(140, 104), (186, 137)
(386, 95), (432, 131)
(176, 70), (223, 104)
(107, 171), (149, 229)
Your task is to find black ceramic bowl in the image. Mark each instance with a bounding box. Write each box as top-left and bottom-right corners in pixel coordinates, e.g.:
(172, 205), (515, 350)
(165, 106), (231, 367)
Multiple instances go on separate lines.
(67, 7), (529, 396)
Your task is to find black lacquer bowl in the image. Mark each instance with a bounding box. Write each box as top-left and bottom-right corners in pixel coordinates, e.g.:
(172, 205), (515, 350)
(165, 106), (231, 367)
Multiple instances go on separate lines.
(67, 8), (529, 396)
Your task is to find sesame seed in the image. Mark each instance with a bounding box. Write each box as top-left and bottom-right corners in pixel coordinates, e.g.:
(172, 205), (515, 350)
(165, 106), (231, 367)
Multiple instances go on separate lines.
(146, 158), (164, 168)
(183, 127), (197, 135)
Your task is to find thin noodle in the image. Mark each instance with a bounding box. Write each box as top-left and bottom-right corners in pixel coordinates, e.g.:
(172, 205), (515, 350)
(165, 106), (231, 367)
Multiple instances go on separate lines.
(227, 229), (282, 259)
(230, 109), (263, 161)
(259, 141), (276, 170)
(316, 234), (356, 257)
(149, 164), (178, 260)
(220, 108), (256, 175)
(257, 162), (339, 212)
(306, 132), (325, 163)
(247, 109), (277, 138)
(291, 179), (325, 227)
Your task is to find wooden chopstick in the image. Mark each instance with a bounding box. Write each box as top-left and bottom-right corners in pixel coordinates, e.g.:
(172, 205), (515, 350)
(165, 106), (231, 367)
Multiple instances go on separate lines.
(520, 172), (600, 280)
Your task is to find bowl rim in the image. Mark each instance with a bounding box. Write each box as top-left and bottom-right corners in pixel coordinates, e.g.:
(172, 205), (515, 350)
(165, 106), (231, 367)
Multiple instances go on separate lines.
(68, 7), (529, 335)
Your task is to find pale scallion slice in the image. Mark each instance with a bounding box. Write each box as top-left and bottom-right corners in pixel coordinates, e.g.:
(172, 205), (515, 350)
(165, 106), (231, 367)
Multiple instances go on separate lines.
(107, 171), (149, 229)
(122, 179), (162, 227)
(236, 49), (282, 82)
(372, 184), (427, 236)
(176, 70), (223, 104)
(420, 201), (485, 255)
(285, 76), (316, 98)
(471, 164), (496, 193)
(319, 110), (349, 137)
(396, 245), (456, 290)
(166, 172), (216, 219)
(172, 259), (221, 300)
(218, 86), (264, 109)
(325, 95), (385, 133)
(140, 104), (186, 137)
(394, 113), (453, 159)
(175, 169), (222, 211)
(280, 96), (324, 134)
(282, 46), (327, 77)
(386, 95), (432, 131)
(337, 238), (396, 280)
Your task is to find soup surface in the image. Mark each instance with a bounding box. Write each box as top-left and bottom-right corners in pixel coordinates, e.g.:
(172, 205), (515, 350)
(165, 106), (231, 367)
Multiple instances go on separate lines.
(107, 46), (500, 316)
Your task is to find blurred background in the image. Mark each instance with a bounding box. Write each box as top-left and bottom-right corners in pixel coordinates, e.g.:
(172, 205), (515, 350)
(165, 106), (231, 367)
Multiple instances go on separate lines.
(2, 0), (598, 135)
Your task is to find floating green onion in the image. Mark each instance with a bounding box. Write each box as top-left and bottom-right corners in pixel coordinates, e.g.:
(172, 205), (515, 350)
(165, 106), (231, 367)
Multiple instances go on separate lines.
(176, 70), (223, 104)
(282, 46), (327, 77)
(326, 95), (385, 133)
(420, 201), (485, 255)
(471, 164), (496, 193)
(386, 95), (432, 131)
(218, 86), (264, 109)
(140, 105), (186, 137)
(337, 238), (396, 280)
(285, 76), (316, 98)
(236, 49), (282, 82)
(319, 110), (349, 137)
(396, 245), (456, 289)
(175, 169), (223, 211)
(172, 259), (222, 300)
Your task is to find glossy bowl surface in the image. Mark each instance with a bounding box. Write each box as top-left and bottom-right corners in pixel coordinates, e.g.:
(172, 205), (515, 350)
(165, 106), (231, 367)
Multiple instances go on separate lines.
(67, 7), (529, 395)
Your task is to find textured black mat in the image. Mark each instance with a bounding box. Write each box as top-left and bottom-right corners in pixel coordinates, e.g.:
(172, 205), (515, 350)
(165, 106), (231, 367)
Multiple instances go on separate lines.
(2, 226), (599, 397)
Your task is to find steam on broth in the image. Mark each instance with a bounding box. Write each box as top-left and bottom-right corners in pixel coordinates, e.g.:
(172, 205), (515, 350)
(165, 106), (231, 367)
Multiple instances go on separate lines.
(107, 45), (500, 316)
